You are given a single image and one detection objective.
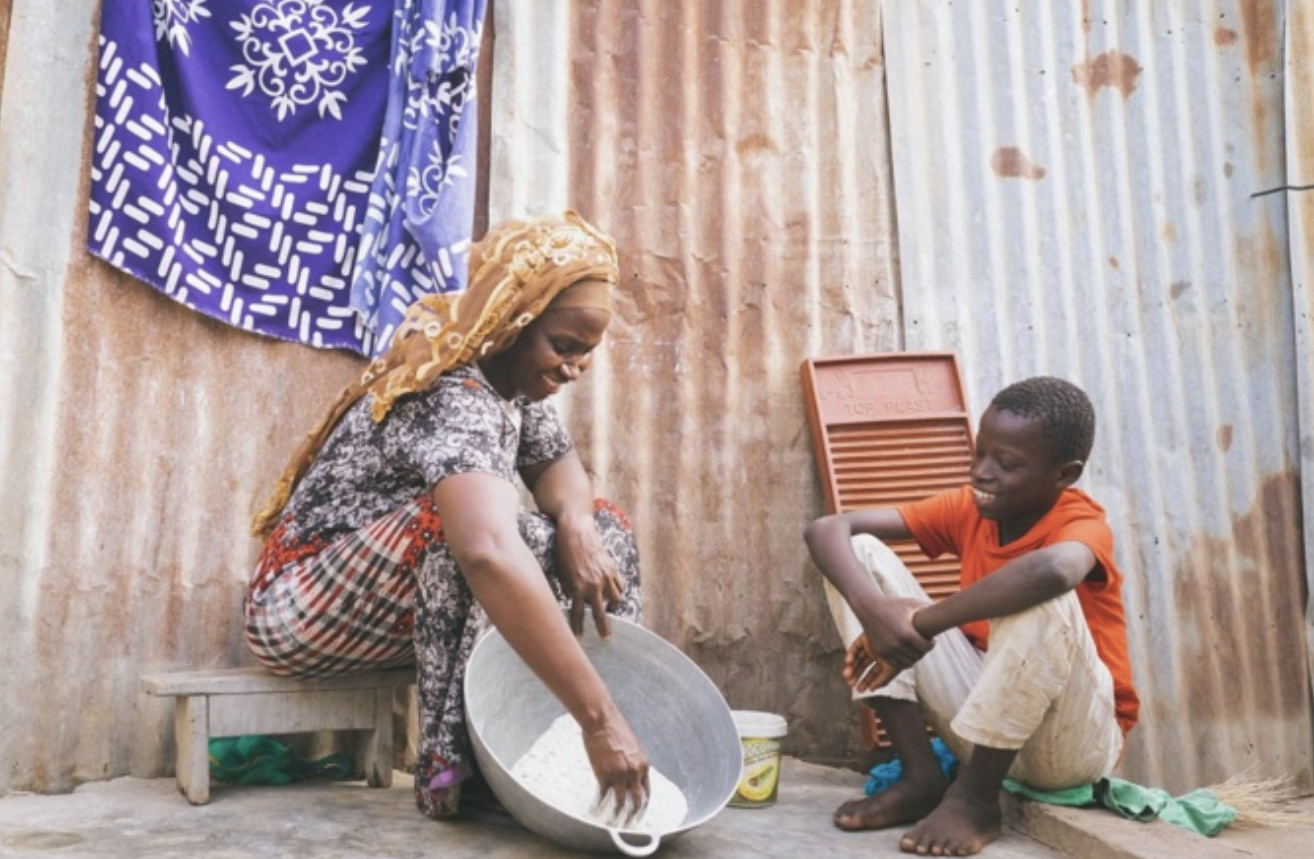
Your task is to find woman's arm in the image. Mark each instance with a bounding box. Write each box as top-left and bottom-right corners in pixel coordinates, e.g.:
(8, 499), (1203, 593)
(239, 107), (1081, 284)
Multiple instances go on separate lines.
(521, 450), (623, 638)
(433, 471), (647, 818)
(912, 540), (1096, 638)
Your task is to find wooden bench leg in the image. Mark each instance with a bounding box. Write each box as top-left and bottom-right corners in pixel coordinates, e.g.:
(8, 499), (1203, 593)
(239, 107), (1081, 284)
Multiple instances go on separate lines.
(175, 695), (211, 805)
(360, 686), (394, 788)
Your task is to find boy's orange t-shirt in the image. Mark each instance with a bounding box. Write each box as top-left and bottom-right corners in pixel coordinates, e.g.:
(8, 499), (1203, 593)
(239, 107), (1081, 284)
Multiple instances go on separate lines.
(898, 485), (1140, 736)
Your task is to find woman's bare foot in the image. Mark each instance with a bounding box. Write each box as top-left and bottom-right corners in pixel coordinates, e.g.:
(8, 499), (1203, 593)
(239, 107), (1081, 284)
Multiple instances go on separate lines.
(834, 773), (949, 832)
(897, 781), (1001, 856)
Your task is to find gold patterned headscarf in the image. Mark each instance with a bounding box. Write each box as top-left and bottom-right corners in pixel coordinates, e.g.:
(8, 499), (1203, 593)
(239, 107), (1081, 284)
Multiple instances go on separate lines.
(251, 210), (619, 538)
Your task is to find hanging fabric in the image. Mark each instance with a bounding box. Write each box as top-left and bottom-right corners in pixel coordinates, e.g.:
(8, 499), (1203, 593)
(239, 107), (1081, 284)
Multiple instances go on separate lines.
(349, 0), (488, 354)
(89, 0), (486, 356)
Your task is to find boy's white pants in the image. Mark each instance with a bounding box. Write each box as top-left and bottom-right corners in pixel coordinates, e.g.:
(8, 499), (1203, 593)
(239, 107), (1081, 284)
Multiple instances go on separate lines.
(825, 535), (1124, 790)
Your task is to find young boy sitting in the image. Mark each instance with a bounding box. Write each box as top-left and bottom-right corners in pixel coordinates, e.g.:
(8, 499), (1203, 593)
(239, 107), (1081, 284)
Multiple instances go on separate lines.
(805, 376), (1138, 856)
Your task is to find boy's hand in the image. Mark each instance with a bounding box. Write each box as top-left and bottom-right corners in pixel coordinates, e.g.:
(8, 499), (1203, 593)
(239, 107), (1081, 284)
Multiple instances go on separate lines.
(857, 596), (934, 670)
(842, 636), (899, 692)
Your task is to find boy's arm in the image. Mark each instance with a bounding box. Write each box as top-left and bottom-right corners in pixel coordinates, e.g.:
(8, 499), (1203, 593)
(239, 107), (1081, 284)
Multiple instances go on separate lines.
(804, 510), (934, 669)
(912, 540), (1096, 639)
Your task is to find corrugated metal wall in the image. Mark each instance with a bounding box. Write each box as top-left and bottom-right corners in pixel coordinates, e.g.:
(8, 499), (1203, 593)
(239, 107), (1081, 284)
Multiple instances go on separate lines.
(0, 0), (368, 792)
(1288, 0), (1314, 717)
(883, 0), (1311, 792)
(0, 0), (900, 793)
(3, 0), (1311, 797)
(488, 0), (902, 763)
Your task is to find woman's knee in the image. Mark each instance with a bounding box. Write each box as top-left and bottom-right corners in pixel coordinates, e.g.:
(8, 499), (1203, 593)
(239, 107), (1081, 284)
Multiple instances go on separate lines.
(517, 511), (556, 548)
(591, 498), (634, 533)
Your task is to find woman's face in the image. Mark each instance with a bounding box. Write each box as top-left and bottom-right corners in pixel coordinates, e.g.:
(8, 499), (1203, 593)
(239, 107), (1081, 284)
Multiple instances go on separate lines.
(487, 306), (611, 401)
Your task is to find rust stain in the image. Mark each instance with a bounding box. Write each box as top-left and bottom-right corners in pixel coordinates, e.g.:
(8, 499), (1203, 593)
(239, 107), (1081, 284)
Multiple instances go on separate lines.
(1214, 27), (1239, 48)
(736, 132), (779, 156)
(1161, 222), (1177, 243)
(1169, 280), (1190, 300)
(990, 146), (1047, 180)
(1237, 0), (1278, 75)
(1108, 256), (1120, 269)
(1251, 98), (1270, 176)
(1233, 217), (1285, 299)
(1216, 424), (1234, 452)
(472, 1), (494, 239)
(71, 14), (105, 259)
(0, 0), (12, 116)
(1223, 161), (1234, 179)
(1071, 49), (1142, 99)
(1292, 3), (1314, 188)
(1164, 472), (1310, 776)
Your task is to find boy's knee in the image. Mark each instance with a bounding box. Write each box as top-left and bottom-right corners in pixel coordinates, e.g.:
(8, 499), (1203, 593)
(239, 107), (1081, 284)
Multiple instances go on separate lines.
(849, 533), (886, 553)
(848, 533), (880, 573)
(989, 590), (1085, 646)
(849, 533), (901, 569)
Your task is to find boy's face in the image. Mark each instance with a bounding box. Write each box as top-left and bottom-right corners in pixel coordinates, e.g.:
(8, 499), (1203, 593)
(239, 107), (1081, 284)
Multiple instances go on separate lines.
(970, 406), (1074, 529)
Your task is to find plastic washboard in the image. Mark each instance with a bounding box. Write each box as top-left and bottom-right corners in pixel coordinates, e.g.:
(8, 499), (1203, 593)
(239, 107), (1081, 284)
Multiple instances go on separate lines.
(800, 353), (975, 747)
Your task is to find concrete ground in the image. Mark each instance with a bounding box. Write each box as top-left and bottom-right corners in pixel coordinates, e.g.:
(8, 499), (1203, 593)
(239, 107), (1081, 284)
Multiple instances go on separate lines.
(1, 758), (1311, 859)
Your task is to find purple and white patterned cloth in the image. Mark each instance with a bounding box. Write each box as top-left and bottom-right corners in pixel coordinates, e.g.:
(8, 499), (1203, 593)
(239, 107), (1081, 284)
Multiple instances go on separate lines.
(90, 0), (486, 356)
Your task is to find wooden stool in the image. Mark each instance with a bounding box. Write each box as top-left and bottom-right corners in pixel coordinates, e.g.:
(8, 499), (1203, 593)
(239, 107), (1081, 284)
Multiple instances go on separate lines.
(142, 666), (414, 805)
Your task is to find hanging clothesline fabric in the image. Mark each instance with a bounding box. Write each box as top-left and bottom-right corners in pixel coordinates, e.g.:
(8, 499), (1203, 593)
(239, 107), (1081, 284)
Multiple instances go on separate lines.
(89, 0), (485, 356)
(351, 0), (487, 353)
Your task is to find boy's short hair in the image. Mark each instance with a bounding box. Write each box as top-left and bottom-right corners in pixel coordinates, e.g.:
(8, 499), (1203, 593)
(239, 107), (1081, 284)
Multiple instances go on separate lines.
(990, 377), (1095, 464)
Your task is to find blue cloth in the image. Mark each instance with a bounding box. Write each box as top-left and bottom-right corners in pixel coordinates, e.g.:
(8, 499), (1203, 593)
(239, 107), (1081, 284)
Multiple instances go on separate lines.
(90, 0), (485, 356)
(865, 737), (960, 795)
(350, 0), (487, 353)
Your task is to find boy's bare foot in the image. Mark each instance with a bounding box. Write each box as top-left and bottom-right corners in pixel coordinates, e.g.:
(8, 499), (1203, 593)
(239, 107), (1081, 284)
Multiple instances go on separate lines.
(833, 774), (949, 832)
(897, 782), (1001, 856)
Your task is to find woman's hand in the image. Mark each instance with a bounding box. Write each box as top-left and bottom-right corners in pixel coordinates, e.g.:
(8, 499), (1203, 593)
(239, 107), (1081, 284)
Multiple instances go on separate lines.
(582, 712), (651, 825)
(436, 474), (645, 822)
(855, 596), (934, 671)
(555, 512), (623, 638)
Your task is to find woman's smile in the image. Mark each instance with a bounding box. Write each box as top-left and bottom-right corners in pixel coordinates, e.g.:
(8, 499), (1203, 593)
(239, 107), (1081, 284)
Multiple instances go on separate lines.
(481, 305), (610, 401)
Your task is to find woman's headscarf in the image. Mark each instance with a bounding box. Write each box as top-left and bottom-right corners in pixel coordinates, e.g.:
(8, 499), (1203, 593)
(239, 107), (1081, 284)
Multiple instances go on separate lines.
(251, 210), (619, 538)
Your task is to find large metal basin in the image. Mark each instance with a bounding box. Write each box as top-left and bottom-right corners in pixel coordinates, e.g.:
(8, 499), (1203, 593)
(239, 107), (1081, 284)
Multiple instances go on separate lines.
(464, 614), (742, 855)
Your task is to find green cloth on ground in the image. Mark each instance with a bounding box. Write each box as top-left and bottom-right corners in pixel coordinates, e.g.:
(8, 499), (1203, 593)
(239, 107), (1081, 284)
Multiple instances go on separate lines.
(1003, 777), (1237, 837)
(208, 735), (357, 786)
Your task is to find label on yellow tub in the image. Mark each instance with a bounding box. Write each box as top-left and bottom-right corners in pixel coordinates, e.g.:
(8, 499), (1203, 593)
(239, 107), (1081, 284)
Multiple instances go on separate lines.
(730, 736), (782, 808)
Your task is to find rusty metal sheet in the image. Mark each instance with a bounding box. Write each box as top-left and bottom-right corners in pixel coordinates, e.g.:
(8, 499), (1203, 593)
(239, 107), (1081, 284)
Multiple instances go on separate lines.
(0, 1), (12, 116)
(1, 0), (903, 792)
(490, 0), (902, 764)
(1286, 1), (1314, 711)
(5, 0), (1311, 800)
(883, 0), (1310, 792)
(0, 0), (367, 793)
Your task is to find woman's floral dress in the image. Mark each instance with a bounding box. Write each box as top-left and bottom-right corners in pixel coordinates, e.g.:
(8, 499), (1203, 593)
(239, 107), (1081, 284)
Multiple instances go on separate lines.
(244, 362), (641, 817)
